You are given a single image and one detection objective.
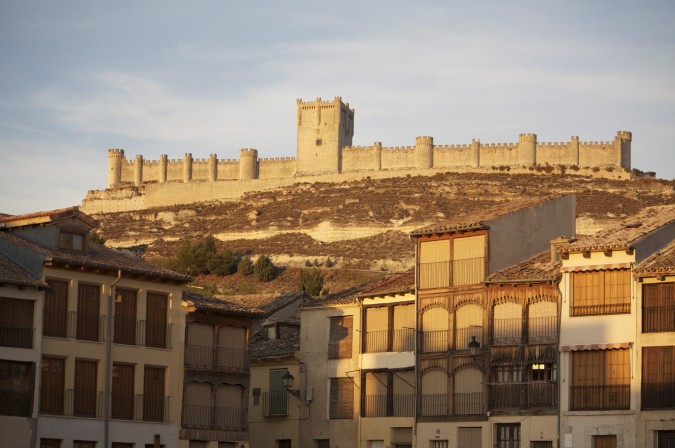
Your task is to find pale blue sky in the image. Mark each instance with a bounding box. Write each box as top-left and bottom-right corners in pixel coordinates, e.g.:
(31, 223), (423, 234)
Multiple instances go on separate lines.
(1, 1), (674, 215)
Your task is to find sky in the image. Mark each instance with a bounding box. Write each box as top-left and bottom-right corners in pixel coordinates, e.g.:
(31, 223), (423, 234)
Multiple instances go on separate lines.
(1, 1), (674, 215)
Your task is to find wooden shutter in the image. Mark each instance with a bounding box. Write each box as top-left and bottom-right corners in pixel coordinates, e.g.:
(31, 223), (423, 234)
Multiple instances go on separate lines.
(528, 301), (557, 342)
(328, 316), (352, 359)
(77, 284), (100, 341)
(146, 293), (167, 348)
(112, 363), (134, 419)
(593, 435), (617, 448)
(40, 357), (64, 414)
(419, 240), (451, 288)
(420, 369), (447, 416)
(458, 428), (481, 448)
(365, 307), (388, 353)
(74, 360), (97, 417)
(0, 298), (34, 348)
(392, 370), (414, 416)
(363, 372), (387, 416)
(421, 307), (449, 352)
(218, 325), (246, 369)
(393, 304), (415, 352)
(114, 288), (137, 345)
(143, 366), (165, 421)
(329, 377), (353, 419)
(453, 235), (485, 285)
(493, 302), (522, 343)
(456, 304), (482, 348)
(643, 283), (675, 332)
(44, 280), (68, 337)
(183, 382), (211, 427)
(215, 384), (243, 428)
(642, 346), (675, 409)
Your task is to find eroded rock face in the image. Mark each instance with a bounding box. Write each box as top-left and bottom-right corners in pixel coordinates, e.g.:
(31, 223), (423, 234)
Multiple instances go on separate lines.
(92, 172), (674, 269)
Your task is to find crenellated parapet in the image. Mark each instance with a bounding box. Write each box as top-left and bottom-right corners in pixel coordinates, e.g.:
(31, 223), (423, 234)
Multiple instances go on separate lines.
(107, 149), (125, 187)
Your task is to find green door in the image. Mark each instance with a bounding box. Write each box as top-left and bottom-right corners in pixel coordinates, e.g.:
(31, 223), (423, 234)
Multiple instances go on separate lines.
(269, 369), (289, 415)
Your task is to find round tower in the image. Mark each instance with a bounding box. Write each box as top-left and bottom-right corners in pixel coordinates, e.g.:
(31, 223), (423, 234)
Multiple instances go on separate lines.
(208, 154), (218, 182)
(160, 154), (168, 183)
(415, 136), (434, 169)
(183, 153), (193, 183)
(107, 149), (125, 188)
(518, 133), (537, 166)
(471, 139), (481, 167)
(134, 155), (143, 186)
(239, 148), (258, 180)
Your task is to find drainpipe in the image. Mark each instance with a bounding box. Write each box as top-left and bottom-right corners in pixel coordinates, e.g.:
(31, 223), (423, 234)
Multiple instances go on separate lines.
(104, 270), (122, 448)
(554, 278), (563, 448)
(413, 239), (418, 448)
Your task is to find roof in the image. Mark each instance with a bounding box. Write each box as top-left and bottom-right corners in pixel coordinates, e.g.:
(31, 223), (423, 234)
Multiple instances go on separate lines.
(300, 286), (364, 308)
(485, 251), (561, 283)
(223, 292), (303, 315)
(0, 252), (47, 288)
(561, 204), (675, 253)
(409, 196), (560, 237)
(357, 271), (415, 298)
(634, 238), (675, 277)
(250, 327), (300, 359)
(0, 231), (190, 283)
(183, 290), (266, 318)
(0, 206), (99, 229)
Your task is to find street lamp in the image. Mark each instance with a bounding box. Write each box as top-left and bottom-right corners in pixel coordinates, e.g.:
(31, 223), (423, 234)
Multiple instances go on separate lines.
(468, 335), (480, 357)
(282, 371), (300, 397)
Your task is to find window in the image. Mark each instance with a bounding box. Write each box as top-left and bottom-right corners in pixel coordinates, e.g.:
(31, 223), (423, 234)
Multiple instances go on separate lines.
(44, 279), (68, 338)
(391, 427), (412, 448)
(74, 360), (97, 417)
(532, 443), (553, 448)
(431, 442), (448, 448)
(0, 360), (33, 416)
(368, 441), (385, 448)
(111, 444), (133, 448)
(186, 322), (214, 368)
(74, 442), (96, 448)
(496, 423), (520, 448)
(215, 384), (244, 429)
(421, 306), (449, 353)
(40, 357), (65, 415)
(143, 366), (165, 421)
(315, 440), (329, 448)
(146, 293), (168, 348)
(571, 269), (631, 316)
(452, 235), (485, 286)
(491, 365), (521, 409)
(642, 346), (675, 409)
(420, 368), (447, 416)
(419, 239), (451, 289)
(531, 363), (555, 382)
(189, 442), (207, 448)
(455, 304), (482, 350)
(454, 368), (482, 415)
(264, 369), (289, 417)
(328, 316), (352, 359)
(528, 301), (557, 343)
(592, 435), (616, 448)
(643, 283), (674, 333)
(41, 439), (61, 448)
(278, 441), (291, 448)
(658, 431), (675, 448)
(182, 382), (212, 427)
(0, 297), (34, 348)
(362, 370), (414, 417)
(570, 349), (630, 410)
(59, 230), (84, 251)
(364, 304), (414, 353)
(330, 377), (354, 419)
(217, 325), (247, 371)
(491, 302), (522, 345)
(112, 363), (134, 419)
(77, 284), (100, 341)
(114, 289), (137, 345)
(457, 427), (481, 448)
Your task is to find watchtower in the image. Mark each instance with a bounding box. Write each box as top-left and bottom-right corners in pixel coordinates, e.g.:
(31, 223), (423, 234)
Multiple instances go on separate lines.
(296, 97), (354, 176)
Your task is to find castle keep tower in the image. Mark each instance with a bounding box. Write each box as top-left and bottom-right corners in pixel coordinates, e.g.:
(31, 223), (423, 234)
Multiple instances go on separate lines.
(107, 149), (124, 188)
(296, 97), (354, 176)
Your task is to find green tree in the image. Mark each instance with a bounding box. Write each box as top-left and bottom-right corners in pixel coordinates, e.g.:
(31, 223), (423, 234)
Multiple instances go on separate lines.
(238, 256), (254, 276)
(254, 255), (275, 282)
(300, 268), (324, 298)
(207, 248), (237, 275)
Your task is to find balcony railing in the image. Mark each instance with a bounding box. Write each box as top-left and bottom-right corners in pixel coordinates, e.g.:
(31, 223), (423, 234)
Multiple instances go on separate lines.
(420, 394), (447, 416)
(527, 316), (558, 344)
(362, 393), (414, 417)
(642, 382), (675, 410)
(491, 319), (523, 345)
(364, 329), (415, 353)
(419, 257), (485, 289)
(489, 382), (557, 410)
(420, 329), (449, 353)
(453, 392), (482, 415)
(215, 347), (247, 371)
(643, 305), (675, 333)
(184, 345), (248, 371)
(0, 326), (33, 348)
(70, 311), (106, 342)
(0, 389), (31, 416)
(570, 303), (630, 317)
(142, 394), (170, 422)
(569, 385), (630, 411)
(262, 391), (288, 417)
(112, 319), (172, 348)
(455, 326), (482, 351)
(110, 393), (170, 422)
(40, 388), (104, 417)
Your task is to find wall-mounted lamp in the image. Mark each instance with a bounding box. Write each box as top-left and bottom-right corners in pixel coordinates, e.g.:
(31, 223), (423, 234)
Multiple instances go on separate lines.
(468, 335), (480, 357)
(282, 371), (300, 398)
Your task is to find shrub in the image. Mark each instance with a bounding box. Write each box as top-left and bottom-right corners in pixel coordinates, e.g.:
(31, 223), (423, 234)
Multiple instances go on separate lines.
(207, 249), (237, 275)
(325, 257), (334, 268)
(90, 231), (106, 245)
(254, 255), (276, 282)
(300, 268), (324, 298)
(238, 256), (254, 276)
(305, 259), (313, 267)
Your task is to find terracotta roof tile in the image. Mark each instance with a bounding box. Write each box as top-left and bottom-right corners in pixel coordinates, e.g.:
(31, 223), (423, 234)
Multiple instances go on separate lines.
(300, 286), (363, 308)
(250, 327), (300, 359)
(485, 252), (561, 283)
(222, 292), (303, 315)
(634, 238), (675, 276)
(358, 271), (415, 298)
(561, 204), (675, 253)
(0, 206), (98, 229)
(0, 252), (47, 288)
(183, 291), (266, 318)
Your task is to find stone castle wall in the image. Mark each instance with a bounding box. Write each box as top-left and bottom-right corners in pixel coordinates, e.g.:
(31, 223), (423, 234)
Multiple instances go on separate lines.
(89, 97), (632, 214)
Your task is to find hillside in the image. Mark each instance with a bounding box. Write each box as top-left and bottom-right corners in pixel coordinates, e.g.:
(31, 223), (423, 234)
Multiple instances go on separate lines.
(93, 171), (674, 274)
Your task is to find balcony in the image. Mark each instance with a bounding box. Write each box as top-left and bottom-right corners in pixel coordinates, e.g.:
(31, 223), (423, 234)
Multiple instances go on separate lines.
(184, 345), (247, 372)
(419, 393), (483, 416)
(570, 303), (630, 317)
(182, 404), (246, 429)
(489, 382), (557, 410)
(112, 318), (173, 348)
(643, 305), (675, 333)
(420, 330), (449, 353)
(491, 319), (523, 345)
(455, 326), (483, 351)
(0, 389), (31, 416)
(642, 382), (675, 410)
(0, 326), (33, 348)
(569, 385), (630, 411)
(262, 391), (288, 417)
(419, 257), (485, 289)
(110, 393), (170, 422)
(40, 388), (104, 418)
(527, 316), (558, 344)
(364, 329), (415, 353)
(362, 393), (414, 417)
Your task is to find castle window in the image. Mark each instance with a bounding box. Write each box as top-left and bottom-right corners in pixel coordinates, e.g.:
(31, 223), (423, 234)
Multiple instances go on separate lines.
(58, 229), (85, 251)
(316, 139), (322, 146)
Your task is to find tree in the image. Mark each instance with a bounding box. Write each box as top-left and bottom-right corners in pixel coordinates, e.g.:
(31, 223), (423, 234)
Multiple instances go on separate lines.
(300, 268), (324, 298)
(238, 256), (254, 276)
(254, 255), (275, 282)
(207, 248), (237, 275)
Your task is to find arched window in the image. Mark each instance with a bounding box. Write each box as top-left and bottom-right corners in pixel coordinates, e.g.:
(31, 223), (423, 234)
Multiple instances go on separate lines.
(420, 369), (447, 416)
(421, 307), (449, 353)
(454, 368), (482, 415)
(455, 304), (482, 350)
(182, 382), (212, 427)
(215, 384), (245, 429)
(186, 322), (214, 368)
(528, 301), (557, 343)
(493, 302), (523, 345)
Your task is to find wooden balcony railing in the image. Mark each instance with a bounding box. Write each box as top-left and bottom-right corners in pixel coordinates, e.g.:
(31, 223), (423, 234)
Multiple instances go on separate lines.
(184, 345), (247, 371)
(569, 385), (629, 411)
(527, 316), (558, 344)
(489, 382), (557, 410)
(491, 319), (523, 345)
(570, 303), (630, 317)
(420, 393), (483, 416)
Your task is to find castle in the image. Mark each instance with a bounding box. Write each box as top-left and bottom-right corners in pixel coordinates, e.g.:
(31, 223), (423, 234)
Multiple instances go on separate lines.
(83, 97), (632, 213)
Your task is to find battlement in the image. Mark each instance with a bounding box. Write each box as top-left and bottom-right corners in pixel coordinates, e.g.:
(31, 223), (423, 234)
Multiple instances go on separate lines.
(240, 148), (259, 157)
(108, 148), (125, 156)
(519, 133), (537, 142)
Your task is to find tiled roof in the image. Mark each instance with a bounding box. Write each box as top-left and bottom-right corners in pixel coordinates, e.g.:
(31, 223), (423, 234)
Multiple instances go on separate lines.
(358, 271), (415, 298)
(485, 252), (561, 283)
(250, 327), (300, 359)
(223, 292), (303, 315)
(0, 231), (190, 283)
(634, 238), (675, 276)
(0, 206), (98, 229)
(0, 252), (47, 288)
(409, 196), (560, 236)
(183, 291), (266, 318)
(300, 286), (364, 308)
(561, 204), (675, 253)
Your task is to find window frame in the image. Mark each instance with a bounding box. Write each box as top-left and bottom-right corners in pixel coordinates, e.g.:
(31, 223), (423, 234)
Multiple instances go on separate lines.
(571, 269), (631, 316)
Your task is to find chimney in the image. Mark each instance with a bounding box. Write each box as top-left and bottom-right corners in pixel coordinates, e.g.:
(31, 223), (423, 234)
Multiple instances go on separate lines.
(550, 236), (575, 263)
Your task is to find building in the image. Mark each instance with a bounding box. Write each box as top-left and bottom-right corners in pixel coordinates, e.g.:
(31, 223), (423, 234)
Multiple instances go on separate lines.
(0, 207), (190, 448)
(82, 98), (631, 213)
(557, 204), (675, 448)
(410, 195), (575, 448)
(180, 292), (265, 448)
